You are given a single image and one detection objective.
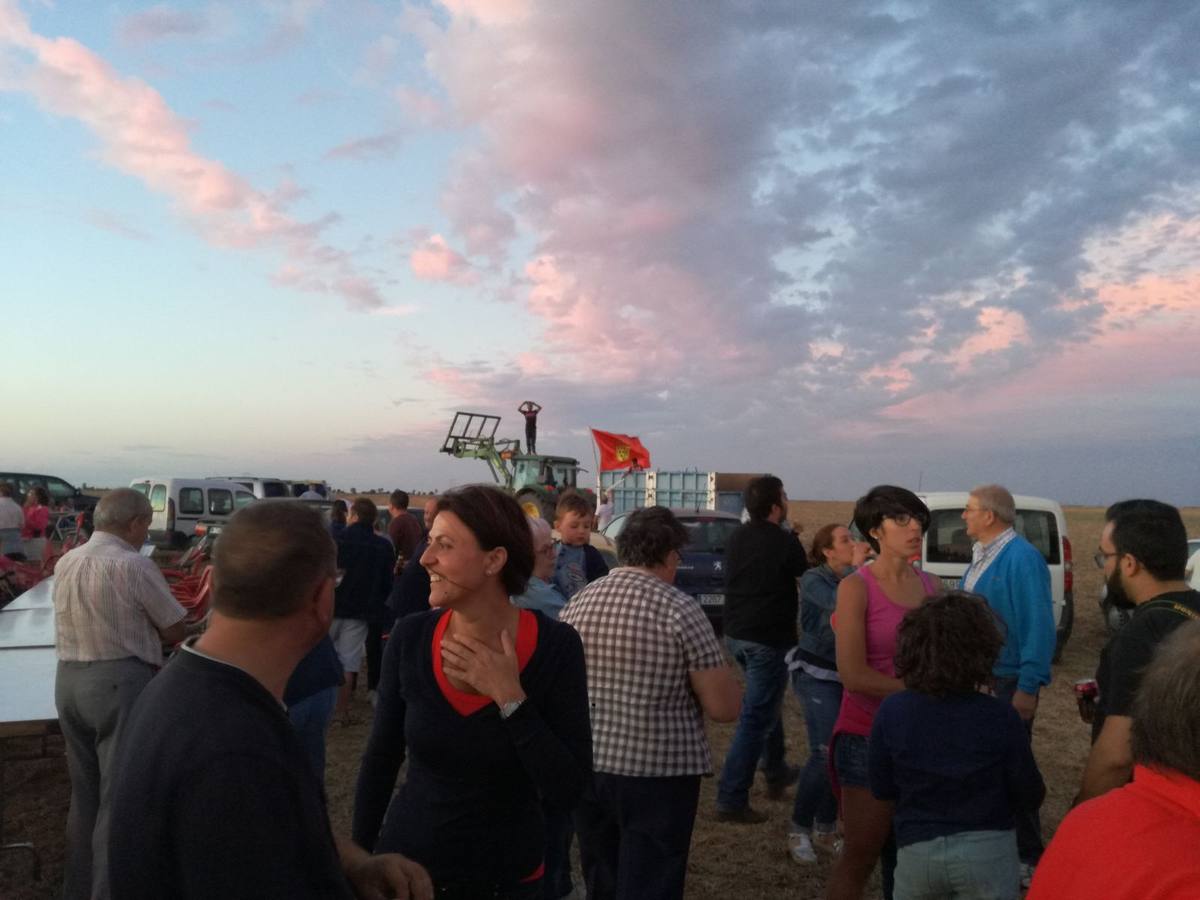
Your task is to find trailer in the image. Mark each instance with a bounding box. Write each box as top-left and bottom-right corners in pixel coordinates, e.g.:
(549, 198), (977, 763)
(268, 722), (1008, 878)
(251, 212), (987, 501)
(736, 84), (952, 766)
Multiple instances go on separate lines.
(598, 470), (761, 516)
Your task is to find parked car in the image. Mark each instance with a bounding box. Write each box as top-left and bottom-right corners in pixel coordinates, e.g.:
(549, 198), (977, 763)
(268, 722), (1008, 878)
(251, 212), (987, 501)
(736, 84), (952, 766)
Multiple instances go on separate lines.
(214, 476), (292, 499)
(1102, 537), (1200, 634)
(906, 492), (1074, 662)
(130, 477), (256, 548)
(597, 508), (742, 631)
(0, 471), (100, 512)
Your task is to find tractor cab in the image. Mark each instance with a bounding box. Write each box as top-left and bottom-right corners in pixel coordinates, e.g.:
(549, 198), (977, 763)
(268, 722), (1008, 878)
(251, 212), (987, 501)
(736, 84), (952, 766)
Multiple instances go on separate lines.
(511, 455), (581, 492)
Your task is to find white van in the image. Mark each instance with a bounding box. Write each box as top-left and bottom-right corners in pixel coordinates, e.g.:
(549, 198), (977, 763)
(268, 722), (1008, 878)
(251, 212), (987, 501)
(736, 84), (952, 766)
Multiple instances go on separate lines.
(916, 492), (1074, 661)
(130, 477), (256, 548)
(214, 476), (292, 500)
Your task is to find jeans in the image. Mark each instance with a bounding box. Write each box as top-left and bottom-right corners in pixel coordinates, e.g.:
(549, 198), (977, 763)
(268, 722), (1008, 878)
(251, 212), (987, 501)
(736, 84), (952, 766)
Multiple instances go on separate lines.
(288, 685), (338, 784)
(575, 773), (701, 900)
(894, 829), (1020, 900)
(991, 676), (1044, 864)
(790, 670), (842, 830)
(366, 621), (386, 691)
(55, 657), (156, 900)
(716, 638), (789, 810)
(542, 801), (575, 899)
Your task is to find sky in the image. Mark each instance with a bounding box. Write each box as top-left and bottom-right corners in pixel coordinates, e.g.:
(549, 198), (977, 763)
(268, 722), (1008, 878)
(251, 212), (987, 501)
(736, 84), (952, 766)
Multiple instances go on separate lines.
(3, 0), (1198, 505)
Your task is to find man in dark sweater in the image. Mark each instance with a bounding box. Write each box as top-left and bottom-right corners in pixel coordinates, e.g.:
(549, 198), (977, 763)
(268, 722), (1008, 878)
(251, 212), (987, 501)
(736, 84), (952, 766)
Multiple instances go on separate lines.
(716, 475), (808, 822)
(107, 500), (431, 900)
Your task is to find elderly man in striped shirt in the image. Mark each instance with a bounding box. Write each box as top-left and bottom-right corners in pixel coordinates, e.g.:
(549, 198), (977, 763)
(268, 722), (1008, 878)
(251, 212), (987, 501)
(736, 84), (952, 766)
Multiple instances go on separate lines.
(53, 488), (191, 900)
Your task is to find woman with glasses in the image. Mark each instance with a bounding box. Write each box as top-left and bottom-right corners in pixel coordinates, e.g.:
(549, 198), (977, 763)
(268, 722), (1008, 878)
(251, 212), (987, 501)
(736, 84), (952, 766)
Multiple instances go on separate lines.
(827, 486), (940, 900)
(353, 485), (591, 900)
(512, 516), (569, 619)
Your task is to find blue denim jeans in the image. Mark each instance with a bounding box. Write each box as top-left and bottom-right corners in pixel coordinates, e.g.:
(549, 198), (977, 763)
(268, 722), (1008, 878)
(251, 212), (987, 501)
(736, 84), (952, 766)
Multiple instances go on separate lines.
(894, 829), (1020, 900)
(790, 670), (842, 830)
(717, 638), (789, 811)
(288, 685), (338, 784)
(991, 676), (1043, 864)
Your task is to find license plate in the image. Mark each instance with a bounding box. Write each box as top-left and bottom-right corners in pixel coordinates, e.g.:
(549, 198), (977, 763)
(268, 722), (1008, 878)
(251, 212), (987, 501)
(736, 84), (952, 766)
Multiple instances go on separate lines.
(698, 594), (724, 606)
(940, 576), (959, 590)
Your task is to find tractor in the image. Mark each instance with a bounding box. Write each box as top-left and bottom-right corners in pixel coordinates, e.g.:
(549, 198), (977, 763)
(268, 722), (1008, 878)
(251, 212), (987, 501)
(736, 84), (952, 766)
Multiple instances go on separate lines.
(439, 411), (595, 520)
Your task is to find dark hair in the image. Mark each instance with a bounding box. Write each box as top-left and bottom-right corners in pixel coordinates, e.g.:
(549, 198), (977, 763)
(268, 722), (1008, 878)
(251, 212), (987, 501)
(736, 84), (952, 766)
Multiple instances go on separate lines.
(436, 486), (533, 596)
(1132, 621), (1200, 781)
(852, 485), (930, 553)
(389, 489), (410, 510)
(616, 506), (689, 568)
(808, 523), (842, 568)
(1108, 499), (1187, 581)
(212, 501), (335, 619)
(331, 499), (348, 525)
(895, 592), (1005, 697)
(0, 482), (13, 498)
(27, 486), (50, 506)
(351, 498), (378, 527)
(555, 491), (591, 520)
(744, 475), (784, 522)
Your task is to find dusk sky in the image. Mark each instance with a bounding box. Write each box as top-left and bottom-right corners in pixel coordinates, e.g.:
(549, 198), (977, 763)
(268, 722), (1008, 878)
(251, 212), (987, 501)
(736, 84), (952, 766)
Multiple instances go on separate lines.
(4, 1), (1198, 505)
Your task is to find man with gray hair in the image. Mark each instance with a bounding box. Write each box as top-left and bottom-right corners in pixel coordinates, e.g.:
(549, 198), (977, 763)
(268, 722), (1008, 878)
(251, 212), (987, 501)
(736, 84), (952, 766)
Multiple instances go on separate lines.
(53, 487), (191, 900)
(1027, 621), (1200, 898)
(960, 483), (1054, 879)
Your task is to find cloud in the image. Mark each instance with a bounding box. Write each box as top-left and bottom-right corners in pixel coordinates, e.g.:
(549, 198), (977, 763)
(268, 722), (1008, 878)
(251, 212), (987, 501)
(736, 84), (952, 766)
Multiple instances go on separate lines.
(408, 232), (476, 284)
(404, 0), (1200, 427)
(0, 0), (387, 310)
(323, 130), (405, 161)
(85, 209), (149, 241)
(117, 5), (210, 45)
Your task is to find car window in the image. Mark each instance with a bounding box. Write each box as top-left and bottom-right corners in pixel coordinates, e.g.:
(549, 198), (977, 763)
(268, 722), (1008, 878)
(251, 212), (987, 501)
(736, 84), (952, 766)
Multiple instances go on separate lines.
(262, 482), (290, 498)
(602, 514), (629, 541)
(681, 518), (740, 553)
(235, 491), (256, 509)
(131, 482), (150, 497)
(926, 507), (1060, 565)
(178, 488), (204, 516)
(150, 484), (167, 512)
(46, 477), (75, 503)
(208, 489), (234, 516)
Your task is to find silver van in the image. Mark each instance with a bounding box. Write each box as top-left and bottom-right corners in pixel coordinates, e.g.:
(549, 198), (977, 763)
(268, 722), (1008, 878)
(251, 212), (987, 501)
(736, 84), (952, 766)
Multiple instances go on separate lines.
(214, 476), (292, 500)
(130, 477), (256, 548)
(917, 492), (1074, 660)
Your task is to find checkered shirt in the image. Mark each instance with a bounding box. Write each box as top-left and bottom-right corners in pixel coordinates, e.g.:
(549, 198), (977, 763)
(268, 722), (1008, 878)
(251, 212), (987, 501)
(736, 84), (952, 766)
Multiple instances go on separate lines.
(560, 568), (726, 777)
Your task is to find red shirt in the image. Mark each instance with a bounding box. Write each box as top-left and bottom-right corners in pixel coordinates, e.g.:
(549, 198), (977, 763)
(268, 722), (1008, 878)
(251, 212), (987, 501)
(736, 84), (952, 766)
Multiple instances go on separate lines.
(1028, 765), (1200, 899)
(22, 504), (50, 539)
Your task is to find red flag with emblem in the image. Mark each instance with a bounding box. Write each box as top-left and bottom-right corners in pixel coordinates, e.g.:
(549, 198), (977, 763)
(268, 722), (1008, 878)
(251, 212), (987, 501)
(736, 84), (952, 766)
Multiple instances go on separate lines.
(591, 429), (651, 471)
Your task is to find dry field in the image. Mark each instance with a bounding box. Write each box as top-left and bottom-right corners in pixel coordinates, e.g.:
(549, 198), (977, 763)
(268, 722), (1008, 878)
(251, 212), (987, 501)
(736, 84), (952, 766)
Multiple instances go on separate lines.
(4, 501), (1199, 899)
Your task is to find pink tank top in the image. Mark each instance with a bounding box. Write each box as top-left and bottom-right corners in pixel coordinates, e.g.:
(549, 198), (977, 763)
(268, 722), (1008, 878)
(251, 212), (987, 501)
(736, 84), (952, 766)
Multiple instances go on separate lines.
(832, 564), (939, 738)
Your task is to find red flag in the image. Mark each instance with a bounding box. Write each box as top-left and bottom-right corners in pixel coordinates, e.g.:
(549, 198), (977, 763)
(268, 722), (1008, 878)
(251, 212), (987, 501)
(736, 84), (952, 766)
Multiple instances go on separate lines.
(591, 429), (651, 471)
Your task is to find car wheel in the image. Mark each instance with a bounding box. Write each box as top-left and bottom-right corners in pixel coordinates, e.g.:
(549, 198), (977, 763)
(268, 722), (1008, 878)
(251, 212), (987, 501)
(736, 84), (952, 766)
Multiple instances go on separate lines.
(1053, 591), (1074, 663)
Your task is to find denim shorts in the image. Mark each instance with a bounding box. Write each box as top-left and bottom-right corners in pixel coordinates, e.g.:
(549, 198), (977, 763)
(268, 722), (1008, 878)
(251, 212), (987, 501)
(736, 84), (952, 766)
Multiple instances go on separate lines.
(833, 732), (870, 788)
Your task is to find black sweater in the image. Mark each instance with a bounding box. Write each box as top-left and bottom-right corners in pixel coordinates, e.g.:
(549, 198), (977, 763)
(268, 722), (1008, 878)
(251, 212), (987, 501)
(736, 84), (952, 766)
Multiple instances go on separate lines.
(353, 608), (592, 887)
(109, 647), (353, 900)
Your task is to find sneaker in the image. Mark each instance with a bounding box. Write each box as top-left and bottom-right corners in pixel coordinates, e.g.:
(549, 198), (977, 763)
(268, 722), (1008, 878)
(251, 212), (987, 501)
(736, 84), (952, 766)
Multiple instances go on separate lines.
(787, 831), (818, 864)
(1020, 862), (1036, 890)
(764, 764), (801, 800)
(811, 827), (843, 857)
(368, 689), (378, 709)
(715, 805), (769, 825)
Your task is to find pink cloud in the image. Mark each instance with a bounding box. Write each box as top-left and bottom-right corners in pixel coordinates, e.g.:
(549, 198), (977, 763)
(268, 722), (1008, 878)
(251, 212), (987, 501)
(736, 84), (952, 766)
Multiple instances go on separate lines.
(409, 233), (476, 284)
(117, 5), (209, 45)
(0, 1), (387, 311)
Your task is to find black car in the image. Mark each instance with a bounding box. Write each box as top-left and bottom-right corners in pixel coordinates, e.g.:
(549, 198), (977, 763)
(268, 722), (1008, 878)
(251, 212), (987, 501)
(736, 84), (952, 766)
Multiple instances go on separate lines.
(599, 508), (742, 631)
(0, 472), (99, 512)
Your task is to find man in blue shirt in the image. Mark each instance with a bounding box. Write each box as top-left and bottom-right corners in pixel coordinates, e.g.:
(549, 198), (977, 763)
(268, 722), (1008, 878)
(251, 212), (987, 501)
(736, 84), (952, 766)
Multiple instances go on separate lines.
(960, 483), (1053, 878)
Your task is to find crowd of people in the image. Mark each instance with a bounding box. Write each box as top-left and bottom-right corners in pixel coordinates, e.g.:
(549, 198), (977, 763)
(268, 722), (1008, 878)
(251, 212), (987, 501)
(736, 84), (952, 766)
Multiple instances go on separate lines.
(40, 476), (1200, 899)
(0, 481), (53, 559)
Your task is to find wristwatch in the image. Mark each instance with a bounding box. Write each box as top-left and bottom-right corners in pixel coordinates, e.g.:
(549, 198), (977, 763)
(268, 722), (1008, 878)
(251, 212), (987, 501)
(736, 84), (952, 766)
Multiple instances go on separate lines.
(498, 699), (525, 720)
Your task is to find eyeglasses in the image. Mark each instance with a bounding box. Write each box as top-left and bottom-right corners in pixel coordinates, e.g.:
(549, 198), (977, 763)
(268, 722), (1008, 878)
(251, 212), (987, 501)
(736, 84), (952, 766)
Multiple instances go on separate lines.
(884, 513), (914, 526)
(1094, 550), (1120, 569)
(962, 505), (985, 514)
(537, 543), (556, 557)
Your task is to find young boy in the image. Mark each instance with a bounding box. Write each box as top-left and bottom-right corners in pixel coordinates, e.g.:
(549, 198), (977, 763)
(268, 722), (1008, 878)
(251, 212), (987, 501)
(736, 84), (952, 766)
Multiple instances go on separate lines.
(868, 591), (1045, 900)
(552, 492), (609, 600)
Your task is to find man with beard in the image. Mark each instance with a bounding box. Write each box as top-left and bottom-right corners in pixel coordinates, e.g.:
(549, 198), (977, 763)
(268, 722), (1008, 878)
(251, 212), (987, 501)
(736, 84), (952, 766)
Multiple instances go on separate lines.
(1077, 499), (1200, 803)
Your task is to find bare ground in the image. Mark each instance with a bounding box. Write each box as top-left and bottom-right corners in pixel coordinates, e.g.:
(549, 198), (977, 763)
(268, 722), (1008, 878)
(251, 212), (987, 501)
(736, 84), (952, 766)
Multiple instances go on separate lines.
(4, 503), (1198, 899)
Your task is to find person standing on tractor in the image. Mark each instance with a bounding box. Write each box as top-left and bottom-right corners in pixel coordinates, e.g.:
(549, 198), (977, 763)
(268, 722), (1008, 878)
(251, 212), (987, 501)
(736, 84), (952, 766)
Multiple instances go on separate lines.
(518, 400), (542, 454)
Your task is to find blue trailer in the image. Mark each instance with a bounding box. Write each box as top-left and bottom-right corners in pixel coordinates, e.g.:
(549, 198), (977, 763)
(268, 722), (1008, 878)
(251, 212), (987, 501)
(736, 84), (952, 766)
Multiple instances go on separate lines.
(598, 470), (761, 516)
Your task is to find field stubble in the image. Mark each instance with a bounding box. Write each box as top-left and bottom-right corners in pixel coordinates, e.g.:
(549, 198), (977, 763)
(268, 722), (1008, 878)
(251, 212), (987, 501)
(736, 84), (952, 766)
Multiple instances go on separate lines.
(3, 502), (1199, 899)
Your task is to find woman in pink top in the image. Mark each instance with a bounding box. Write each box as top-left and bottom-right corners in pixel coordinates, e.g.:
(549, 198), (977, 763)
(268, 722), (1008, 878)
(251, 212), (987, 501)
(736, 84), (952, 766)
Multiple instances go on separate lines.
(22, 486), (51, 540)
(827, 486), (939, 900)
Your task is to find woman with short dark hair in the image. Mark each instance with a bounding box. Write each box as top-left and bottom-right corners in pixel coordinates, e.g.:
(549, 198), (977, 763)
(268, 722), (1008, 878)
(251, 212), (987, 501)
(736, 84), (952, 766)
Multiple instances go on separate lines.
(562, 506), (742, 900)
(354, 485), (591, 900)
(827, 486), (940, 900)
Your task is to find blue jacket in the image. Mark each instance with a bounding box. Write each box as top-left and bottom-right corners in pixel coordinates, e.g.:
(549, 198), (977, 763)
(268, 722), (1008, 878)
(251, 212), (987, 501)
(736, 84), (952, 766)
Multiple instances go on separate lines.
(795, 564), (843, 670)
(960, 535), (1054, 694)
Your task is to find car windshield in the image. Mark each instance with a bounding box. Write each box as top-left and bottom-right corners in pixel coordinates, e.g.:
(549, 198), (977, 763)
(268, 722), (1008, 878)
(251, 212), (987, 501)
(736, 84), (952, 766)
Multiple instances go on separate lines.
(926, 507), (1061, 565)
(262, 482), (290, 498)
(680, 517), (740, 553)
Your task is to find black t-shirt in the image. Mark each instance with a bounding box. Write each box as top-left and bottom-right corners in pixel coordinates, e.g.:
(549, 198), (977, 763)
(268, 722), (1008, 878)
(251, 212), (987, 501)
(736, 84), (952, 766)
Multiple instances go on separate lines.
(1093, 588), (1200, 740)
(109, 646), (354, 900)
(722, 520), (809, 647)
